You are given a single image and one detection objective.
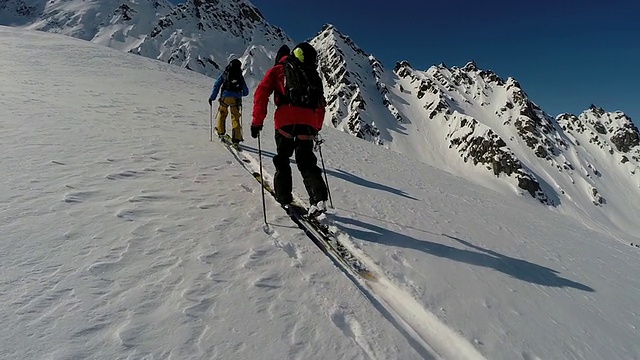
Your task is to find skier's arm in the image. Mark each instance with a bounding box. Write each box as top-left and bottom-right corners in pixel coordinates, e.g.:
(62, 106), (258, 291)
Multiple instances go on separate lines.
(252, 67), (277, 127)
(209, 75), (223, 100)
(241, 78), (249, 97)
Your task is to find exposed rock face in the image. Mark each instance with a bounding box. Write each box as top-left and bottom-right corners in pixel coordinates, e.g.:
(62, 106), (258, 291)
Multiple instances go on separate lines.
(611, 123), (640, 153)
(311, 24), (414, 144)
(0, 0), (40, 20)
(391, 60), (561, 203)
(311, 25), (382, 143)
(558, 106), (640, 159)
(325, 57), (640, 211)
(446, 114), (550, 203)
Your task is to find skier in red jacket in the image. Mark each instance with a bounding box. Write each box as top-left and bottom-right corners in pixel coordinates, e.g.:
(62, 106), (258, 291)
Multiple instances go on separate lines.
(251, 42), (328, 215)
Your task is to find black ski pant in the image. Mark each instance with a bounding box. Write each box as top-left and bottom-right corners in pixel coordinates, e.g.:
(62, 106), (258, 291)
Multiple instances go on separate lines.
(273, 125), (328, 205)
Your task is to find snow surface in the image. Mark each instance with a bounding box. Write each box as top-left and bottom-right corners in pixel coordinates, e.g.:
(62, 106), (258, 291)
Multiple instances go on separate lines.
(2, 27), (640, 360)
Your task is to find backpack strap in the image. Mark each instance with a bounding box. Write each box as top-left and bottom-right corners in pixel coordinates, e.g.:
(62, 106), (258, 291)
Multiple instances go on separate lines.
(273, 57), (290, 106)
(277, 56), (300, 107)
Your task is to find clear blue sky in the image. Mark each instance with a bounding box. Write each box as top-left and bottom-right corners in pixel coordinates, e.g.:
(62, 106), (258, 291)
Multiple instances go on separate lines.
(196, 0), (640, 122)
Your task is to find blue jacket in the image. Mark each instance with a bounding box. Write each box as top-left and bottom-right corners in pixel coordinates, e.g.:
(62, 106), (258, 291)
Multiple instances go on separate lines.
(209, 74), (249, 100)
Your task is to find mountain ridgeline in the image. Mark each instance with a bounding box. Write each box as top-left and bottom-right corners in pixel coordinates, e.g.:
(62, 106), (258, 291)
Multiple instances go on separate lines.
(0, 0), (291, 77)
(309, 25), (639, 229)
(2, 0), (638, 239)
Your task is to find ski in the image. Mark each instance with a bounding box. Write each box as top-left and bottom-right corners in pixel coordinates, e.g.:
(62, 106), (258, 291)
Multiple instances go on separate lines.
(219, 134), (239, 150)
(215, 136), (375, 281)
(218, 134), (249, 161)
(251, 171), (376, 281)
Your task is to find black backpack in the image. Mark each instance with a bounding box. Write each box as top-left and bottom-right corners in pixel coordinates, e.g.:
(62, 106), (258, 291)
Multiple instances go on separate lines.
(280, 56), (324, 109)
(221, 64), (244, 93)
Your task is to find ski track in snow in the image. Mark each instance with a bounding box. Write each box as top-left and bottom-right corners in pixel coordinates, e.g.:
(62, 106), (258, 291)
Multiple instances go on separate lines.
(221, 138), (485, 360)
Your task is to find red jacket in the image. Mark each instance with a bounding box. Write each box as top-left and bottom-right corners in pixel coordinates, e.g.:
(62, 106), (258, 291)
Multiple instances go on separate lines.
(252, 58), (326, 131)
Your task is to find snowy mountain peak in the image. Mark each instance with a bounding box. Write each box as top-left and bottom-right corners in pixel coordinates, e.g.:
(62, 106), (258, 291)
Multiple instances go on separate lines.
(311, 24), (398, 143)
(0, 0), (291, 77)
(588, 103), (606, 115)
(406, 62), (559, 202)
(163, 0), (281, 39)
(462, 60), (478, 72)
(559, 107), (640, 154)
(131, 0), (291, 76)
(394, 60), (413, 72)
(316, 23), (368, 57)
(0, 0), (174, 41)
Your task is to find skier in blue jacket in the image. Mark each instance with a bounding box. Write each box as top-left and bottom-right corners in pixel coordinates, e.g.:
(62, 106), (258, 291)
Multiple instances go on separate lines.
(209, 59), (249, 144)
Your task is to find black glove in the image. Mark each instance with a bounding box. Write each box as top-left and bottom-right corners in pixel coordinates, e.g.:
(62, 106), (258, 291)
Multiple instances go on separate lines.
(208, 98), (214, 106)
(251, 125), (262, 138)
(312, 133), (324, 152)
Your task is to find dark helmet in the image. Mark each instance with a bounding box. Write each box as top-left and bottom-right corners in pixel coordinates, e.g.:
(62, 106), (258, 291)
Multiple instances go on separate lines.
(275, 44), (291, 65)
(228, 59), (242, 69)
(292, 42), (318, 65)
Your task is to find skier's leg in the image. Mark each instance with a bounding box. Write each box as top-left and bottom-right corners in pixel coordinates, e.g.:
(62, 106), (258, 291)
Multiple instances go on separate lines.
(273, 127), (295, 204)
(230, 99), (243, 142)
(216, 98), (229, 136)
(294, 135), (327, 205)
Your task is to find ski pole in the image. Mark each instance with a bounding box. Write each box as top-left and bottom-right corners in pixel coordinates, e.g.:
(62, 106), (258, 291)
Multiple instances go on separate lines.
(317, 140), (333, 209)
(209, 104), (213, 142)
(257, 133), (268, 226)
(238, 102), (243, 142)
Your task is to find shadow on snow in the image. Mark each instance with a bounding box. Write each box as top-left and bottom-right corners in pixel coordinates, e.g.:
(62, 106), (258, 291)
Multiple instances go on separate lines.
(240, 144), (418, 200)
(326, 169), (419, 201)
(332, 215), (595, 292)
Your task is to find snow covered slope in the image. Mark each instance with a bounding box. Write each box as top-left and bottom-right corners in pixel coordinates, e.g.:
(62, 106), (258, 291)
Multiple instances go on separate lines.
(310, 25), (640, 244)
(0, 0), (292, 77)
(2, 27), (640, 360)
(0, 27), (422, 360)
